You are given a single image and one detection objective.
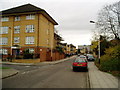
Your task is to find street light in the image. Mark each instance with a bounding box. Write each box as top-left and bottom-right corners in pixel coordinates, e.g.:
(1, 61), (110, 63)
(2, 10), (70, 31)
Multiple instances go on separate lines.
(90, 21), (95, 23)
(90, 20), (101, 64)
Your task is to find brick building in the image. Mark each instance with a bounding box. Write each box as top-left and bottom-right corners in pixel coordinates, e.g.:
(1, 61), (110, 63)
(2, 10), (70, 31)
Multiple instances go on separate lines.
(0, 4), (58, 61)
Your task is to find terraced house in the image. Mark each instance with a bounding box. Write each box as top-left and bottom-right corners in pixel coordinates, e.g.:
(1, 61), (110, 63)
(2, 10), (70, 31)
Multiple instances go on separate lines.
(0, 4), (58, 61)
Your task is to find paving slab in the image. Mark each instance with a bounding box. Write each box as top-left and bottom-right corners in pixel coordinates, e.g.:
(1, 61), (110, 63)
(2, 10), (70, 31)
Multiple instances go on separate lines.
(88, 62), (118, 88)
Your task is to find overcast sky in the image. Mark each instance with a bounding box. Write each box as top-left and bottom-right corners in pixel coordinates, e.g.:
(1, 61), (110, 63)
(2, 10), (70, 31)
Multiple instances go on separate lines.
(0, 0), (119, 48)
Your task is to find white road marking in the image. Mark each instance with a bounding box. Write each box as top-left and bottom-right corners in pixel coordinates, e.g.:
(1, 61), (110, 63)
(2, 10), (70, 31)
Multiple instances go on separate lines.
(21, 72), (26, 74)
(26, 71), (30, 73)
(25, 66), (30, 67)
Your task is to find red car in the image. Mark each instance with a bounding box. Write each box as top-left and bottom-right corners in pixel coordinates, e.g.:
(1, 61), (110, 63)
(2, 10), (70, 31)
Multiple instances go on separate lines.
(72, 57), (88, 71)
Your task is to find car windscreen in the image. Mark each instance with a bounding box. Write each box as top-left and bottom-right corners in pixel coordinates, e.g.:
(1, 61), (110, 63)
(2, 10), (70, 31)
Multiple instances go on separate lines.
(80, 56), (86, 58)
(74, 58), (86, 62)
(88, 56), (94, 58)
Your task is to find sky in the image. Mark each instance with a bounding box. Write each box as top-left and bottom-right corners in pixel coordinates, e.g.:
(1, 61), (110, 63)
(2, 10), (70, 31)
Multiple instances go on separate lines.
(0, 0), (119, 48)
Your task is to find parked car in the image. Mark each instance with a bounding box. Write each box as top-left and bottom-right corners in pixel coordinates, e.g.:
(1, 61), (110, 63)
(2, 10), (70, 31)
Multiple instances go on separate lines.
(87, 55), (95, 61)
(77, 54), (80, 56)
(72, 57), (88, 71)
(79, 55), (87, 61)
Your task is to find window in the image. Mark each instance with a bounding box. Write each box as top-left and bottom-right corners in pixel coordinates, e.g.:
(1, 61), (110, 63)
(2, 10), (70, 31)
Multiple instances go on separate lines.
(1, 17), (9, 22)
(24, 48), (34, 53)
(29, 48), (34, 53)
(47, 29), (49, 35)
(26, 36), (34, 44)
(26, 14), (35, 20)
(14, 37), (20, 43)
(14, 26), (20, 33)
(0, 49), (8, 55)
(0, 37), (8, 45)
(26, 25), (34, 33)
(15, 16), (20, 21)
(0, 27), (8, 34)
(47, 39), (49, 45)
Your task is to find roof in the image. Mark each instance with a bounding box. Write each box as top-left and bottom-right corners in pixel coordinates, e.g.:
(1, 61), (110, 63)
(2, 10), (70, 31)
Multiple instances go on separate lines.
(1, 4), (58, 25)
(54, 33), (63, 41)
(1, 4), (43, 15)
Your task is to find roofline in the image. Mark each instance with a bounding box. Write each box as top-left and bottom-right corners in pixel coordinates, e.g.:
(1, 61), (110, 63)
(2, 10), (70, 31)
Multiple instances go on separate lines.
(0, 4), (58, 25)
(0, 10), (58, 25)
(41, 10), (58, 25)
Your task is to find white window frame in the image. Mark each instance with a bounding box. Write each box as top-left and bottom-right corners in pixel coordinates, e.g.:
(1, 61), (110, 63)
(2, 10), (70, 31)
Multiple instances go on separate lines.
(14, 26), (20, 33)
(26, 25), (34, 33)
(0, 27), (8, 34)
(1, 16), (9, 22)
(0, 37), (8, 45)
(14, 37), (20, 43)
(26, 14), (35, 20)
(0, 49), (8, 55)
(15, 16), (20, 21)
(25, 36), (34, 44)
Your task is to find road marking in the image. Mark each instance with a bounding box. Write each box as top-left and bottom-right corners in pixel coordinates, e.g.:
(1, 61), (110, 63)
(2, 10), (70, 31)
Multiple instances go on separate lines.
(25, 66), (30, 67)
(27, 71), (29, 73)
(21, 72), (26, 74)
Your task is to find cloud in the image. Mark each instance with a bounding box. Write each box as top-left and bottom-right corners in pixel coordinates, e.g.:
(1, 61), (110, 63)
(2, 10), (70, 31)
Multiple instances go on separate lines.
(1, 0), (119, 46)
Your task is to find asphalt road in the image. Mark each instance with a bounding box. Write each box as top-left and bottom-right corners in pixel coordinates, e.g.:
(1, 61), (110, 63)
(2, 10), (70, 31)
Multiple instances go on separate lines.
(2, 63), (49, 73)
(2, 57), (89, 88)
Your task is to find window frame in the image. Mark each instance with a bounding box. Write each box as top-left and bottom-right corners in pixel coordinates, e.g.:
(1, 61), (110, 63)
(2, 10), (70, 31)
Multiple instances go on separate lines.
(26, 25), (34, 33)
(15, 16), (20, 21)
(26, 14), (35, 20)
(25, 36), (34, 44)
(1, 16), (9, 22)
(0, 26), (8, 34)
(0, 37), (8, 45)
(0, 49), (8, 55)
(14, 26), (20, 34)
(14, 37), (20, 43)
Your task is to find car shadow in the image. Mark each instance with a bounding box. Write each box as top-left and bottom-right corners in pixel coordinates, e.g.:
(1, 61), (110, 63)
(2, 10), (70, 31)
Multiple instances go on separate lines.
(72, 69), (88, 72)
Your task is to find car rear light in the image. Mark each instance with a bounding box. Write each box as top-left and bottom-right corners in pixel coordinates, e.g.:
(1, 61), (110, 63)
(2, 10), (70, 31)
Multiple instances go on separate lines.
(73, 62), (78, 66)
(81, 62), (87, 66)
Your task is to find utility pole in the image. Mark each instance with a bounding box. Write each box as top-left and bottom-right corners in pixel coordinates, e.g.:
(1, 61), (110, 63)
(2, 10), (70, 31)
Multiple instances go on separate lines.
(90, 21), (101, 64)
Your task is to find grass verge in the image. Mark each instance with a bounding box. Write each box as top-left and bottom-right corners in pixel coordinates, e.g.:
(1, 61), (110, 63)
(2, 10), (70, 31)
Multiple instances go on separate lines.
(0, 67), (11, 69)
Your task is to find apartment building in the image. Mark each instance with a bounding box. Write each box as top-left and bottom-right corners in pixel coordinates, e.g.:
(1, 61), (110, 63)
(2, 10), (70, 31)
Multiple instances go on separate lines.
(0, 4), (58, 61)
(66, 44), (76, 55)
(78, 45), (91, 54)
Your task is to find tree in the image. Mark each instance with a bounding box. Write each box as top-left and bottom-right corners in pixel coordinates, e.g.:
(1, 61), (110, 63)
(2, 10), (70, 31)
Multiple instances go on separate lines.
(100, 35), (110, 56)
(91, 40), (98, 55)
(96, 1), (120, 40)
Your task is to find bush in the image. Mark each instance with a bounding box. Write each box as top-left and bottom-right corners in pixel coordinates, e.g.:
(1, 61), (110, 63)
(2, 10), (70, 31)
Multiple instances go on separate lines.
(23, 49), (34, 59)
(99, 58), (119, 72)
(99, 45), (120, 72)
(23, 53), (33, 59)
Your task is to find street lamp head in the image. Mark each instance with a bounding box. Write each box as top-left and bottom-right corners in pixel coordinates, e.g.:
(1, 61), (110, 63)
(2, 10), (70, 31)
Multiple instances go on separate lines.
(90, 21), (95, 23)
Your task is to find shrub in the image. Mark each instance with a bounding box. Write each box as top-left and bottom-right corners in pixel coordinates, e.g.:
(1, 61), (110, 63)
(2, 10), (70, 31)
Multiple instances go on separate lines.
(99, 45), (120, 72)
(23, 49), (34, 59)
(99, 58), (119, 71)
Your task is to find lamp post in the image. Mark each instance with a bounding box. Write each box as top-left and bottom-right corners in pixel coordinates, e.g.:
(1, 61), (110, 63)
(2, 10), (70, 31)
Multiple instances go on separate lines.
(90, 21), (101, 64)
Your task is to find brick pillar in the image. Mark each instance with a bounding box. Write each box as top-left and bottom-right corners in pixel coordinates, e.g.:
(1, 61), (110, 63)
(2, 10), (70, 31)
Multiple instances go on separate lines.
(40, 48), (47, 62)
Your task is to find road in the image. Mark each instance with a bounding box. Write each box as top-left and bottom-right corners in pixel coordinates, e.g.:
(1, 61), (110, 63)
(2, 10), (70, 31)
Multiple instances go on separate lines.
(2, 57), (89, 88)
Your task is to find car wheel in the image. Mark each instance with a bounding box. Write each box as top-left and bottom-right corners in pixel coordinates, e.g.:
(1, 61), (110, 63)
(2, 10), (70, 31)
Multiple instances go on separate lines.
(73, 67), (76, 71)
(86, 68), (88, 72)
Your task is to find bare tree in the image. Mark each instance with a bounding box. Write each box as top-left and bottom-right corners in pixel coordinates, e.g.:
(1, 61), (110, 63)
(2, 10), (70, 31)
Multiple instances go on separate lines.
(96, 1), (120, 40)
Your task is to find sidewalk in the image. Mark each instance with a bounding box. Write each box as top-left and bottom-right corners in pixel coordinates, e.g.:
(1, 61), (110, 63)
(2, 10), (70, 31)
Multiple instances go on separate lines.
(1, 56), (75, 66)
(1, 69), (19, 79)
(1, 56), (75, 79)
(88, 62), (118, 88)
